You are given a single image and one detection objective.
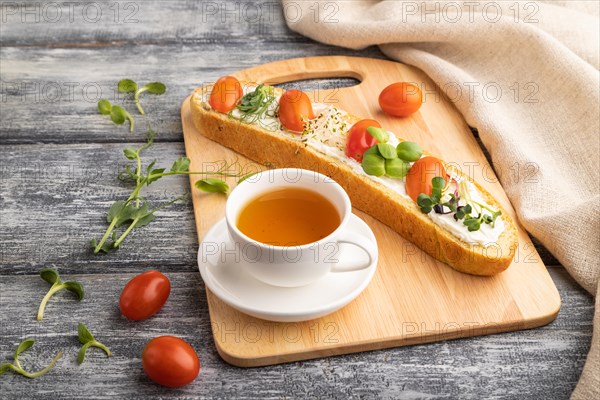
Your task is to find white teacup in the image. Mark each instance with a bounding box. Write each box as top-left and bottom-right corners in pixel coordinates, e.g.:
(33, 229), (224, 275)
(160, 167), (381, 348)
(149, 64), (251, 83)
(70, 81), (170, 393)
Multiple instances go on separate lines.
(225, 168), (378, 287)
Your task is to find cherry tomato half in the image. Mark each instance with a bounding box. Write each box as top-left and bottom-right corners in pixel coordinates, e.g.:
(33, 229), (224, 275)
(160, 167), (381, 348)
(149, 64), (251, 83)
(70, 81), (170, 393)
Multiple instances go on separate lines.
(406, 156), (447, 202)
(209, 76), (243, 113)
(379, 82), (423, 117)
(278, 90), (315, 133)
(119, 270), (170, 321)
(142, 336), (200, 388)
(345, 119), (382, 162)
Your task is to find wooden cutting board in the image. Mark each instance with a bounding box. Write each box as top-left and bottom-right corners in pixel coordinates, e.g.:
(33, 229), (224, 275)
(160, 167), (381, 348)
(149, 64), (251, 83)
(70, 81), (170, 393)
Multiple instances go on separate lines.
(181, 56), (560, 367)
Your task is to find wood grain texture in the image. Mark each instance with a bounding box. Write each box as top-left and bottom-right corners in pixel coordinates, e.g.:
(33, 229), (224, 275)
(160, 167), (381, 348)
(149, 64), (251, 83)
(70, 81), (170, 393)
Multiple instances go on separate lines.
(183, 56), (560, 367)
(0, 141), (558, 276)
(0, 143), (199, 274)
(0, 0), (594, 398)
(0, 0), (302, 47)
(0, 44), (384, 144)
(0, 269), (593, 400)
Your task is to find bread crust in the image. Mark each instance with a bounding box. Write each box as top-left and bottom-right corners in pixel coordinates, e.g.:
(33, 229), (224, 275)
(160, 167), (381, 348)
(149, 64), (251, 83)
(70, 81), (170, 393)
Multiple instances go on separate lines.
(190, 85), (518, 275)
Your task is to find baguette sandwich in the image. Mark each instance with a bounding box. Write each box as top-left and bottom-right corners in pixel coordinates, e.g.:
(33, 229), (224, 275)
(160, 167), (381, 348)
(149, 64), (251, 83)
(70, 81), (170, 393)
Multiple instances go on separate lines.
(190, 77), (518, 275)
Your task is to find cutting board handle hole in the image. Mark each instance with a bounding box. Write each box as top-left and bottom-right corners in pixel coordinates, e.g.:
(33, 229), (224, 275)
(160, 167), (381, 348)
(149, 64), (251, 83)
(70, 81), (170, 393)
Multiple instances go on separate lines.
(274, 76), (361, 93)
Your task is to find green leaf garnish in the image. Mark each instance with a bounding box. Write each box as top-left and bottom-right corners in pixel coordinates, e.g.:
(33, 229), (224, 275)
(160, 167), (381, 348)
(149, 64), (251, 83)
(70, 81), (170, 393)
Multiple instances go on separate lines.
(361, 154), (386, 177)
(78, 323), (95, 344)
(170, 157), (191, 173)
(118, 79), (138, 94)
(123, 148), (138, 160)
(366, 126), (389, 143)
(110, 107), (126, 124)
(416, 177), (502, 233)
(63, 282), (85, 300)
(37, 268), (85, 321)
(144, 82), (166, 95)
(417, 177), (451, 215)
(91, 80), (249, 254)
(98, 99), (134, 132)
(377, 143), (397, 160)
(146, 167), (165, 185)
(431, 177), (445, 200)
(118, 79), (167, 115)
(195, 178), (230, 193)
(228, 84), (277, 130)
(385, 158), (410, 178)
(97, 99), (113, 115)
(77, 323), (112, 365)
(396, 141), (423, 162)
(0, 338), (62, 378)
(363, 145), (380, 157)
(40, 269), (60, 285)
(90, 238), (112, 253)
(463, 217), (481, 232)
(417, 193), (434, 213)
(362, 144), (411, 178)
(15, 339), (35, 356)
(107, 201), (137, 227)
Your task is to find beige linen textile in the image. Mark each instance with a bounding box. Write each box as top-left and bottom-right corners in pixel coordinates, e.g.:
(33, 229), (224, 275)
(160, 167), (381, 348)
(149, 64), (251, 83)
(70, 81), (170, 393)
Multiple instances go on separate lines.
(282, 1), (599, 397)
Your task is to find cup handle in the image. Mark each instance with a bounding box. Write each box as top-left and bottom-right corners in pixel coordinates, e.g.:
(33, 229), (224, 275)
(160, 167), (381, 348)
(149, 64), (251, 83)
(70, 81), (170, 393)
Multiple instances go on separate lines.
(330, 231), (378, 273)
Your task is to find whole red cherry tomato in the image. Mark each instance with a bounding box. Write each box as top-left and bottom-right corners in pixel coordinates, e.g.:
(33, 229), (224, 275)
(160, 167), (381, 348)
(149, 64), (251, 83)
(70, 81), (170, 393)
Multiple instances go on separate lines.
(278, 90), (315, 133)
(119, 270), (170, 321)
(209, 76), (243, 113)
(142, 336), (200, 388)
(379, 82), (423, 117)
(345, 119), (382, 162)
(406, 156), (447, 202)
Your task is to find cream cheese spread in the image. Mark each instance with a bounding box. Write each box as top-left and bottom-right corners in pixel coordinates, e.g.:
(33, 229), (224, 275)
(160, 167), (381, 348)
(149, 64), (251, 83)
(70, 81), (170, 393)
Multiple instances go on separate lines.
(199, 89), (505, 247)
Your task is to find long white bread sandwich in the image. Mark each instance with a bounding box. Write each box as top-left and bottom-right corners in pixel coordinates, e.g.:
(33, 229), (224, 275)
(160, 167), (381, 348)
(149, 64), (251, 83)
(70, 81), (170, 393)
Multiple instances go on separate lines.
(190, 77), (518, 276)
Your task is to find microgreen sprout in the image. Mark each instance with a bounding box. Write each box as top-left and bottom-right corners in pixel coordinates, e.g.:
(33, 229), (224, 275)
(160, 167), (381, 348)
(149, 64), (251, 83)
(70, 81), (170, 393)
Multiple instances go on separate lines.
(0, 339), (62, 378)
(37, 268), (84, 321)
(417, 177), (502, 232)
(417, 177), (447, 214)
(228, 84), (278, 130)
(454, 201), (502, 231)
(118, 79), (166, 115)
(98, 99), (135, 132)
(453, 180), (502, 230)
(77, 323), (112, 365)
(91, 125), (244, 254)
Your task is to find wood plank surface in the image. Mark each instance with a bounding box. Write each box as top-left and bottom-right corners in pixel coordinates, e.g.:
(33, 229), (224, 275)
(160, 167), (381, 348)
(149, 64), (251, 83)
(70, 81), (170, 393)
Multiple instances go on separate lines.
(0, 142), (200, 274)
(0, 0), (301, 46)
(0, 45), (383, 144)
(0, 140), (559, 276)
(184, 56), (560, 367)
(0, 268), (592, 399)
(0, 0), (595, 398)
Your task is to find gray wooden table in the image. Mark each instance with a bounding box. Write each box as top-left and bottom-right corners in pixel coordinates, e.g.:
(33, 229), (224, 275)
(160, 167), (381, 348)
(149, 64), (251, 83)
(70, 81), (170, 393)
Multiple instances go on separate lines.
(0, 1), (595, 399)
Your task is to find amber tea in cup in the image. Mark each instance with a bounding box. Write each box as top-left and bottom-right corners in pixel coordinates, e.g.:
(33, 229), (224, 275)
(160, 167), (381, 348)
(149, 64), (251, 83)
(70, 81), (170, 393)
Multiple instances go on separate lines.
(236, 187), (341, 246)
(225, 168), (377, 287)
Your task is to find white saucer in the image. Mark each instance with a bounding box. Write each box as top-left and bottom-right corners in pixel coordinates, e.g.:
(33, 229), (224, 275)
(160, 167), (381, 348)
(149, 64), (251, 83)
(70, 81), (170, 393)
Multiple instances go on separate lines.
(197, 214), (378, 322)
